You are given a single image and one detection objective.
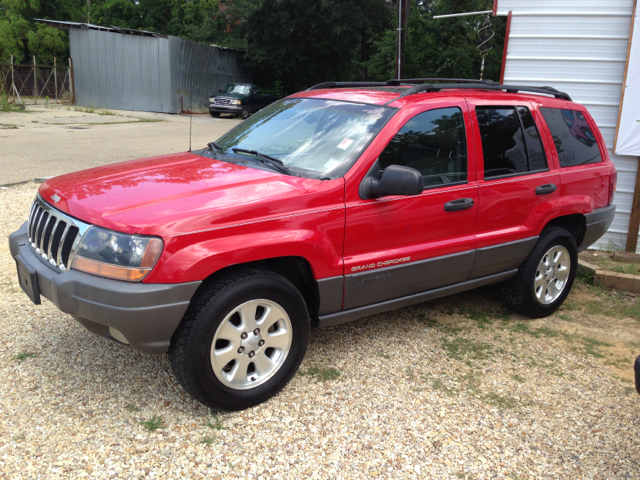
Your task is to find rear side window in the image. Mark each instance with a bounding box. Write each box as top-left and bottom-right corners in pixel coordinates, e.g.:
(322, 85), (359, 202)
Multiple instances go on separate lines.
(476, 106), (548, 179)
(378, 107), (467, 187)
(540, 108), (602, 167)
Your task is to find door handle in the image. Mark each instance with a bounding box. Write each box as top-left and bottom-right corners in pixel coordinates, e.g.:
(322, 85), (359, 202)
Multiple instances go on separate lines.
(535, 183), (557, 195)
(444, 198), (474, 212)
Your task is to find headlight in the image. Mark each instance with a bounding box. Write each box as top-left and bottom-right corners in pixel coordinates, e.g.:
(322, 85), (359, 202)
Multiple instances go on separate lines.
(71, 226), (163, 282)
(231, 99), (241, 105)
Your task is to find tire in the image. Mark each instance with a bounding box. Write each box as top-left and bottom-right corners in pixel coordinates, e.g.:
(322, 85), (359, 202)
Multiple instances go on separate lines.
(210, 112), (220, 118)
(240, 107), (250, 120)
(169, 269), (310, 411)
(503, 226), (577, 318)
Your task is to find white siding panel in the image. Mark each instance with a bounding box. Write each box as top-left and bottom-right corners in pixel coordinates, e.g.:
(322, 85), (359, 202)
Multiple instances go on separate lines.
(501, 0), (639, 251)
(497, 0), (634, 16)
(507, 37), (629, 59)
(505, 59), (626, 83)
(508, 15), (632, 37)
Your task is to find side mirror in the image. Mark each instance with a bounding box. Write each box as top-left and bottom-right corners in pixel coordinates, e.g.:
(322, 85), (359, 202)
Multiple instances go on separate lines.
(219, 89), (224, 93)
(360, 160), (424, 199)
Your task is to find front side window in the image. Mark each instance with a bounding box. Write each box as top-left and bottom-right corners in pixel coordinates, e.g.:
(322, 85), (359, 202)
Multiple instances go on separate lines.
(539, 108), (602, 167)
(215, 98), (395, 177)
(378, 107), (467, 187)
(476, 106), (548, 179)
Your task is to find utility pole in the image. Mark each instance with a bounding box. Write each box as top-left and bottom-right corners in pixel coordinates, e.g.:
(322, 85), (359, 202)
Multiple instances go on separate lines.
(393, 0), (410, 80)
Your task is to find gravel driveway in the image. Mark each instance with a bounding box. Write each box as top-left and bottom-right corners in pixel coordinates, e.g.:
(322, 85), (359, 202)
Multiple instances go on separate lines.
(1, 183), (639, 479)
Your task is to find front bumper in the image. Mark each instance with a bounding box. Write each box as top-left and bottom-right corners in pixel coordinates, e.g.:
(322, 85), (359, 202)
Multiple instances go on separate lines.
(209, 104), (242, 115)
(9, 222), (201, 354)
(578, 204), (616, 251)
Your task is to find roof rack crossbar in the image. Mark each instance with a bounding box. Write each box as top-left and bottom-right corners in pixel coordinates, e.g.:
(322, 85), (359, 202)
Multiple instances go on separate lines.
(397, 83), (572, 101)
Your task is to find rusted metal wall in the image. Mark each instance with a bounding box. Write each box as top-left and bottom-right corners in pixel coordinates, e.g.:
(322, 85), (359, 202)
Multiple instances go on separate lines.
(170, 37), (253, 113)
(70, 28), (252, 114)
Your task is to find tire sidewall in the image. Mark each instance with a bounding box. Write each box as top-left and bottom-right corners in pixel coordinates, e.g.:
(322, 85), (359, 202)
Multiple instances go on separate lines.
(187, 275), (309, 410)
(241, 107), (250, 119)
(521, 230), (577, 316)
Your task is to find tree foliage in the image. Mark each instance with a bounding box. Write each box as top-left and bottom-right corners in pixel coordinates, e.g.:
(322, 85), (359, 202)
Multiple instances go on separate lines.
(0, 0), (505, 93)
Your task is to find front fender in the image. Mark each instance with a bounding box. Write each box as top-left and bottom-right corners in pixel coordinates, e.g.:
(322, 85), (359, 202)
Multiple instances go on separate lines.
(144, 208), (345, 284)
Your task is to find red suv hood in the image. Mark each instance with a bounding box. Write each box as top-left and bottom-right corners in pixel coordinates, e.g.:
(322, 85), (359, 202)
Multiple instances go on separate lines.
(39, 152), (325, 236)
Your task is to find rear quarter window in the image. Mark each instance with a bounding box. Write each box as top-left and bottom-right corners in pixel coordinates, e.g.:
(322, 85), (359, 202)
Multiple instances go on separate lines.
(539, 108), (602, 167)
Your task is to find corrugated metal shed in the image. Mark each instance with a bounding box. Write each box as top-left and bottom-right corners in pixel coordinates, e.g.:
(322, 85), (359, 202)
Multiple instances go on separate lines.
(68, 27), (252, 114)
(497, 0), (639, 251)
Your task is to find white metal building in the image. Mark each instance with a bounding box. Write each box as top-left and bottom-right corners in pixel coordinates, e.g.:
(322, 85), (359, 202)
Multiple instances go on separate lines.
(495, 0), (639, 251)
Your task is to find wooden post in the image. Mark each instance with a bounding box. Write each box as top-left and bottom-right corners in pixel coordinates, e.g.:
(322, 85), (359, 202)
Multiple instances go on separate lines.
(33, 56), (37, 104)
(627, 171), (640, 252)
(69, 58), (76, 105)
(10, 54), (15, 103)
(54, 57), (58, 104)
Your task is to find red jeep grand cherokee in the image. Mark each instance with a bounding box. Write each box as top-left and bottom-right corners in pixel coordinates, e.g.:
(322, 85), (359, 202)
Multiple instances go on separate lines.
(9, 79), (616, 410)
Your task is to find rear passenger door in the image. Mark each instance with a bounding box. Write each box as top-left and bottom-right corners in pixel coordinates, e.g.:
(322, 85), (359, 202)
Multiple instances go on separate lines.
(468, 101), (561, 279)
(342, 100), (478, 310)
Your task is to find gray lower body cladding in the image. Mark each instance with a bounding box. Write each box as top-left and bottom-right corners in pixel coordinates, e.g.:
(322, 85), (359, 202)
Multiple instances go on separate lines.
(9, 222), (201, 354)
(578, 204), (616, 251)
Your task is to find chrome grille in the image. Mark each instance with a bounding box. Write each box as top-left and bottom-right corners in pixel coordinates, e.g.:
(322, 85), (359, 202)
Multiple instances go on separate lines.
(27, 195), (91, 271)
(212, 97), (232, 105)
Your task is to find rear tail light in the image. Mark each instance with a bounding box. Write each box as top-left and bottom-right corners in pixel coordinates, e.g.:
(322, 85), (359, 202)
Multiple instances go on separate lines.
(609, 171), (617, 206)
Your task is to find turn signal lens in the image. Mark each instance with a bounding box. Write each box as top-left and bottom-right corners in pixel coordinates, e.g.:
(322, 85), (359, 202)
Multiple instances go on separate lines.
(72, 256), (151, 282)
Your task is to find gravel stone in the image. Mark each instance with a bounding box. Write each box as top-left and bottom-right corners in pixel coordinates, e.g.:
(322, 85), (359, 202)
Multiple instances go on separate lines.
(0, 182), (639, 479)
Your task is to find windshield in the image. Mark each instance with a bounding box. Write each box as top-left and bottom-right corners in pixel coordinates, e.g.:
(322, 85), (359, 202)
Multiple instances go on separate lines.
(225, 84), (251, 95)
(214, 98), (395, 177)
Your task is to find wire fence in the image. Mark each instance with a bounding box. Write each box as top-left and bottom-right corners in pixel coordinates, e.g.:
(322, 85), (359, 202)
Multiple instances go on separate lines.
(1, 57), (75, 105)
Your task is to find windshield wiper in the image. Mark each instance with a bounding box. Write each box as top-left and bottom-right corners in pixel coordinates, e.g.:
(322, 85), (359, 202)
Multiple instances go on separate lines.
(207, 142), (223, 157)
(232, 148), (292, 175)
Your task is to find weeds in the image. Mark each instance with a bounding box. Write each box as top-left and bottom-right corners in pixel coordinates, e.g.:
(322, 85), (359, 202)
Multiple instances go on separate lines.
(415, 313), (438, 327)
(576, 269), (594, 284)
(201, 435), (216, 445)
(98, 110), (115, 115)
(442, 337), (493, 361)
(125, 404), (141, 412)
(512, 374), (526, 383)
(205, 413), (227, 430)
(12, 433), (25, 442)
(298, 366), (340, 381)
(377, 351), (391, 359)
(624, 386), (635, 395)
(12, 351), (38, 361)
(139, 414), (165, 431)
(0, 123), (18, 129)
(484, 392), (517, 409)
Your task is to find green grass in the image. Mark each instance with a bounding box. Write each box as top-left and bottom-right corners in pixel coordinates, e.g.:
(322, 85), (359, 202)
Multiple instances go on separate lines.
(125, 404), (141, 412)
(624, 386), (635, 396)
(506, 323), (562, 339)
(12, 433), (25, 442)
(415, 313), (438, 327)
(12, 351), (38, 361)
(621, 301), (640, 321)
(98, 110), (115, 115)
(442, 337), (494, 361)
(576, 269), (595, 284)
(377, 351), (391, 359)
(581, 337), (612, 358)
(0, 123), (18, 129)
(139, 414), (165, 431)
(557, 314), (571, 321)
(297, 366), (340, 381)
(205, 414), (227, 430)
(201, 435), (216, 445)
(484, 392), (517, 409)
(512, 374), (526, 383)
(465, 307), (492, 329)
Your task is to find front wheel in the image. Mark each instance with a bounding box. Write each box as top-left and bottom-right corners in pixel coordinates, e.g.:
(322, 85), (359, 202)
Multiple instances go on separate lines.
(169, 269), (310, 410)
(503, 226), (577, 318)
(240, 107), (250, 120)
(210, 112), (220, 118)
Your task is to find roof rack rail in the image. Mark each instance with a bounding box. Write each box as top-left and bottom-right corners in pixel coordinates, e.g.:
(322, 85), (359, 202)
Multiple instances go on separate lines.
(396, 80), (572, 101)
(305, 78), (572, 101)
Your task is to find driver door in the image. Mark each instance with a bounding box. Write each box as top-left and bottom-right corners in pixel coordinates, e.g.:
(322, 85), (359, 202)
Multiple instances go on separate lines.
(342, 99), (478, 310)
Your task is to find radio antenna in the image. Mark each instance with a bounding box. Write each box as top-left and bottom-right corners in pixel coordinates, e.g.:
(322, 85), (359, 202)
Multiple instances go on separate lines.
(189, 109), (192, 152)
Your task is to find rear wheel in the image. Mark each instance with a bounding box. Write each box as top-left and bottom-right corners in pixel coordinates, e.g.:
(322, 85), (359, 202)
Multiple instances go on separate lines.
(503, 226), (577, 318)
(169, 269), (310, 410)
